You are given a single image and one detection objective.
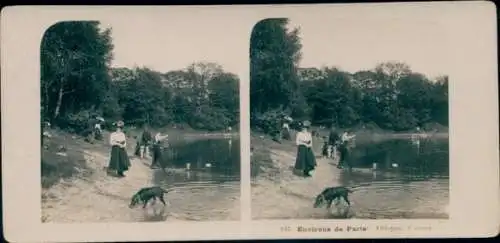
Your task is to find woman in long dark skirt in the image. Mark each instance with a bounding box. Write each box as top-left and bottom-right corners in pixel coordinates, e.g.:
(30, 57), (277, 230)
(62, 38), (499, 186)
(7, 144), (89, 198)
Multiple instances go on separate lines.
(293, 120), (317, 177)
(107, 121), (131, 177)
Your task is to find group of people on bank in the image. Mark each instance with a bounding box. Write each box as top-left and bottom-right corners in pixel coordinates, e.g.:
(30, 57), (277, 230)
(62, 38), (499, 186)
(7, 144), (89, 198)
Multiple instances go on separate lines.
(282, 118), (356, 178)
(96, 119), (234, 178)
(106, 121), (170, 178)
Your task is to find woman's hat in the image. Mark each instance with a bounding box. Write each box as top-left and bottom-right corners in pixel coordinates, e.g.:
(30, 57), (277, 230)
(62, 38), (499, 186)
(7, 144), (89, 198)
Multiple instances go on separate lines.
(303, 120), (311, 127)
(116, 120), (124, 127)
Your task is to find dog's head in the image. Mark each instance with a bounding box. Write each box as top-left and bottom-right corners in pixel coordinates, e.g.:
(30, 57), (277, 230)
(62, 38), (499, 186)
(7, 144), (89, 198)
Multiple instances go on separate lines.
(313, 194), (326, 208)
(129, 194), (142, 208)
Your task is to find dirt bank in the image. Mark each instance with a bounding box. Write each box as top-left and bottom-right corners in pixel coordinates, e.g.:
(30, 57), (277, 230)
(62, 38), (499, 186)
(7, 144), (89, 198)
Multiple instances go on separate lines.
(250, 133), (346, 219)
(41, 130), (240, 222)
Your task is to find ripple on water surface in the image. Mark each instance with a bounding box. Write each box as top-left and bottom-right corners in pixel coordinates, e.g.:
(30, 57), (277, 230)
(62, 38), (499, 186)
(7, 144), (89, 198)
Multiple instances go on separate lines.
(132, 138), (241, 222)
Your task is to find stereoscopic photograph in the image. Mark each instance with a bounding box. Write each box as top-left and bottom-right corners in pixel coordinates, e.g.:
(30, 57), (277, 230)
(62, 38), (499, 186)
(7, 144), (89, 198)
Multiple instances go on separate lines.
(40, 19), (241, 222)
(250, 17), (450, 220)
(2, 2), (498, 242)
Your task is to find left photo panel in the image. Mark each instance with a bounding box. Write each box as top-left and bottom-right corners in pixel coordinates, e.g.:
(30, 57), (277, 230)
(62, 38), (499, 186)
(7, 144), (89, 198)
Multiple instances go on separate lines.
(40, 20), (241, 222)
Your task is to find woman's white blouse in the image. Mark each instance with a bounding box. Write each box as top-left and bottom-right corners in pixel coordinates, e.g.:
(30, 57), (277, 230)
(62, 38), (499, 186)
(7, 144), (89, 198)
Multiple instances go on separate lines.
(296, 131), (313, 147)
(110, 131), (127, 147)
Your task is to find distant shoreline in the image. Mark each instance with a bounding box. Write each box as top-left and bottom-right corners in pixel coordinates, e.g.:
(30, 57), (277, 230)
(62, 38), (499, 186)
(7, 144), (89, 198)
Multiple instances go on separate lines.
(352, 131), (449, 142)
(121, 126), (240, 141)
(251, 126), (449, 141)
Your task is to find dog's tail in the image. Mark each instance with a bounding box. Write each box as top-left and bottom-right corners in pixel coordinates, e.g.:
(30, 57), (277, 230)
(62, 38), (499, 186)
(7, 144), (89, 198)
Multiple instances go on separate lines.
(347, 183), (371, 192)
(160, 187), (174, 193)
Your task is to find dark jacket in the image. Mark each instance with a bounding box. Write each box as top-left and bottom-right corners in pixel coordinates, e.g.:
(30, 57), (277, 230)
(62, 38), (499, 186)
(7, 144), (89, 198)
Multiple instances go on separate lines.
(141, 130), (152, 145)
(328, 130), (340, 146)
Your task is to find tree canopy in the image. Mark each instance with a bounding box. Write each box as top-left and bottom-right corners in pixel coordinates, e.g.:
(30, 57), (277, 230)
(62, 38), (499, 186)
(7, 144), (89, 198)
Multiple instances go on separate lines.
(250, 18), (449, 133)
(41, 21), (240, 133)
(250, 18), (304, 116)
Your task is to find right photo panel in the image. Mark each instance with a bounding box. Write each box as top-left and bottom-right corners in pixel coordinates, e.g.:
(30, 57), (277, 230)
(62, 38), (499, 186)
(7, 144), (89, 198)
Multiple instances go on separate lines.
(249, 17), (449, 220)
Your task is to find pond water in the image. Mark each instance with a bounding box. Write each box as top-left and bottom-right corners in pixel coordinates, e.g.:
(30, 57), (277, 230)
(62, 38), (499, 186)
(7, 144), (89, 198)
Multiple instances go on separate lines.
(146, 137), (240, 221)
(332, 138), (449, 219)
(252, 136), (449, 219)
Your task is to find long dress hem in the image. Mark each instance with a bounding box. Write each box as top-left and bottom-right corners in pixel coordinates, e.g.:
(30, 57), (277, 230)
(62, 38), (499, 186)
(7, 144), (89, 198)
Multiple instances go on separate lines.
(108, 145), (130, 174)
(293, 144), (317, 176)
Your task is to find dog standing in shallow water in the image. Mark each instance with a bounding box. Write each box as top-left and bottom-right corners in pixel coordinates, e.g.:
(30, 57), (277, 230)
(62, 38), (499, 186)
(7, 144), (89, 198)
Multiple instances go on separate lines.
(129, 186), (172, 209)
(313, 186), (353, 209)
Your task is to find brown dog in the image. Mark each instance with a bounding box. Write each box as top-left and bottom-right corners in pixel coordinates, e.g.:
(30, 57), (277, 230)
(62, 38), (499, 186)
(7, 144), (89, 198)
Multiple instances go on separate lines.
(313, 186), (353, 209)
(129, 186), (172, 209)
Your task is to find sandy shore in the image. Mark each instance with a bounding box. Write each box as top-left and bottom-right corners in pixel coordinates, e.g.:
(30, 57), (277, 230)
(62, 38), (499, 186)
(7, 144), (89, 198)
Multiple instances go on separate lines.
(42, 149), (156, 222)
(250, 134), (345, 219)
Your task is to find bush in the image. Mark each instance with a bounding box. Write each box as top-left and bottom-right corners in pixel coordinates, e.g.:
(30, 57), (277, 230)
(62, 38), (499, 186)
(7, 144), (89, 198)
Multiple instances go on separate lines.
(100, 91), (123, 120)
(363, 121), (382, 131)
(188, 106), (231, 131)
(252, 108), (288, 135)
(56, 110), (96, 135)
(422, 122), (448, 132)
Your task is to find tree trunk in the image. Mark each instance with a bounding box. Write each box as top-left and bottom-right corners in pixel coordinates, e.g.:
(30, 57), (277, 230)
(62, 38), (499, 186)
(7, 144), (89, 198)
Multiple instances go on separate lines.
(43, 84), (50, 121)
(53, 80), (64, 120)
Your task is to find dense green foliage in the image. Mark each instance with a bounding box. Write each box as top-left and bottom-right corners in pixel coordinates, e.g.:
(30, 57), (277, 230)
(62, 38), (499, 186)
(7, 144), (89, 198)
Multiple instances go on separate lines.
(250, 18), (448, 133)
(41, 21), (239, 133)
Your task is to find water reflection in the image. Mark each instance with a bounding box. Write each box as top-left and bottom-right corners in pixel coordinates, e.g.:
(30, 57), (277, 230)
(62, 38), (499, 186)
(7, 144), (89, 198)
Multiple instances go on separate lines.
(338, 137), (449, 219)
(344, 138), (449, 179)
(141, 205), (168, 222)
(149, 137), (240, 221)
(153, 138), (240, 184)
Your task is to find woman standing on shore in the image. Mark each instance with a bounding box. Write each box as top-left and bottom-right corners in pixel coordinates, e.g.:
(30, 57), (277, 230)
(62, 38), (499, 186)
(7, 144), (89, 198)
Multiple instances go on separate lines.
(107, 121), (131, 177)
(293, 120), (317, 177)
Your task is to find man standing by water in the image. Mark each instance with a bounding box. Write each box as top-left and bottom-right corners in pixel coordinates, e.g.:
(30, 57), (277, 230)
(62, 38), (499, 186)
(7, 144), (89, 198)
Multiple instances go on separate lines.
(337, 130), (356, 169)
(328, 127), (340, 159)
(140, 125), (152, 159)
(151, 131), (169, 169)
